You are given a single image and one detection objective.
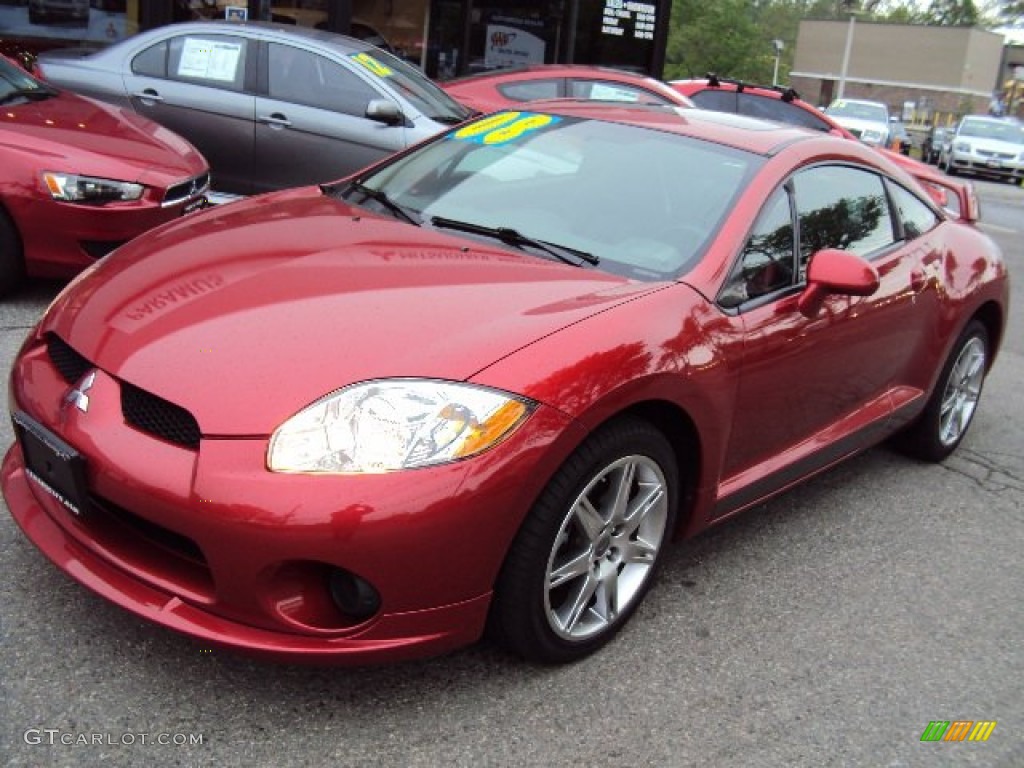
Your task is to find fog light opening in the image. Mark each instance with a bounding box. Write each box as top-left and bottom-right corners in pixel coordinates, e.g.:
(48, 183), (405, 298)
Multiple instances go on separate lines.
(328, 568), (381, 620)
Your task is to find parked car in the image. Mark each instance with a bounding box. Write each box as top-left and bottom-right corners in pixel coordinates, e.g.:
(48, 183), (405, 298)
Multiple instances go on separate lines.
(921, 125), (950, 165)
(0, 54), (209, 294)
(670, 76), (977, 221)
(888, 120), (912, 155)
(440, 64), (696, 113)
(3, 103), (1007, 666)
(939, 114), (1024, 185)
(824, 97), (892, 147)
(35, 21), (471, 198)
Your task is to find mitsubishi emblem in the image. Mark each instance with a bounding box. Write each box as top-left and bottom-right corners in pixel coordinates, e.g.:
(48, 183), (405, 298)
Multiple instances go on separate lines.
(64, 371), (96, 413)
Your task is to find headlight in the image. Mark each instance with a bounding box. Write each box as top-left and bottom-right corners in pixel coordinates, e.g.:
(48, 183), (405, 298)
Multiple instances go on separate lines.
(267, 379), (535, 473)
(43, 172), (144, 203)
(954, 142), (971, 153)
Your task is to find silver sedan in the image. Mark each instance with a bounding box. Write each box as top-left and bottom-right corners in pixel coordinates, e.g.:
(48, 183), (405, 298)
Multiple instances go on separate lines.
(37, 21), (472, 197)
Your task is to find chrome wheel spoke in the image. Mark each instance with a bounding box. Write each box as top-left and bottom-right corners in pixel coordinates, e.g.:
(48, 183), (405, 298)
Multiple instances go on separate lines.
(573, 496), (606, 543)
(608, 462), (637, 525)
(558, 571), (600, 634)
(938, 336), (986, 447)
(593, 561), (619, 623)
(549, 550), (592, 590)
(620, 536), (658, 566)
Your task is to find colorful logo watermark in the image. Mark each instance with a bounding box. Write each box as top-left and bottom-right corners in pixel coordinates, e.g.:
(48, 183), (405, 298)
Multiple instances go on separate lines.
(920, 720), (997, 742)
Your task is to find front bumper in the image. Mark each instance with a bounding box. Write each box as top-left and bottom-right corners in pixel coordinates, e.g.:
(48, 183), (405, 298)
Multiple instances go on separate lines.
(948, 151), (1024, 181)
(3, 338), (580, 663)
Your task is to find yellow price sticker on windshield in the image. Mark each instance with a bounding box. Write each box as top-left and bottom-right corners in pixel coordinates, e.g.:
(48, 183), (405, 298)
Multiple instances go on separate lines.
(453, 111), (559, 145)
(351, 52), (392, 77)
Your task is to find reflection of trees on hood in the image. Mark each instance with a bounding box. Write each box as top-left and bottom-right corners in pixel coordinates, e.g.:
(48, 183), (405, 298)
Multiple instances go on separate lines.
(799, 195), (883, 255)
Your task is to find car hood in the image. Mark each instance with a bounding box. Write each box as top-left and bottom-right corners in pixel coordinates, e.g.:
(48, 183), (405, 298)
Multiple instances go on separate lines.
(958, 136), (1023, 155)
(0, 90), (206, 185)
(42, 188), (662, 435)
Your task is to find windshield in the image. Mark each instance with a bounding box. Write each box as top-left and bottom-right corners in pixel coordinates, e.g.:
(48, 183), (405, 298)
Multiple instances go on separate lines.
(959, 118), (1024, 145)
(826, 100), (888, 123)
(348, 49), (471, 123)
(0, 56), (50, 101)
(351, 111), (761, 281)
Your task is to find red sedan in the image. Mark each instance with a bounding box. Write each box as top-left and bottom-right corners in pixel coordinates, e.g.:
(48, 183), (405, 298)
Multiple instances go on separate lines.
(2, 102), (1008, 665)
(670, 76), (979, 220)
(0, 54), (209, 295)
(440, 64), (695, 113)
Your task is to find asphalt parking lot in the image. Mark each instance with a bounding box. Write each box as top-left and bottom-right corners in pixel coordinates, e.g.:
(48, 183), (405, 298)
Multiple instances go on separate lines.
(1, 179), (1022, 768)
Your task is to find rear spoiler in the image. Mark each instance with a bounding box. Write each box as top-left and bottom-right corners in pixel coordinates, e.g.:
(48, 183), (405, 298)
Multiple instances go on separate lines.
(916, 177), (980, 224)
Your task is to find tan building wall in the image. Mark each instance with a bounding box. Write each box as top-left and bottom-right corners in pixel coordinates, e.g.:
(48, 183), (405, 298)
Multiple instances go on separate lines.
(789, 20), (1004, 123)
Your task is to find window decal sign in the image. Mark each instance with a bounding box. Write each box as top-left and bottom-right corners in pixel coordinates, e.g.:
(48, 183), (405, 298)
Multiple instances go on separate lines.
(351, 52), (393, 78)
(178, 38), (242, 82)
(452, 111), (560, 145)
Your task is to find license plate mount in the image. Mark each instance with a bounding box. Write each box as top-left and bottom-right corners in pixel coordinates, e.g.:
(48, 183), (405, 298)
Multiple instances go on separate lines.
(13, 411), (89, 516)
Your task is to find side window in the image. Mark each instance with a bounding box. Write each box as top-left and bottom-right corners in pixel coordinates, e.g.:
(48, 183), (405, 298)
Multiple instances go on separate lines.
(888, 182), (941, 240)
(498, 79), (561, 102)
(793, 166), (895, 276)
(737, 94), (832, 132)
(132, 41), (168, 77)
(570, 80), (670, 104)
(167, 35), (248, 92)
(689, 89), (739, 113)
(720, 186), (795, 308)
(268, 44), (380, 116)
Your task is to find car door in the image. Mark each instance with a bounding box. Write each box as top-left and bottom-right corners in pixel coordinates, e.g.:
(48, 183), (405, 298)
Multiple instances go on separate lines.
(714, 165), (935, 513)
(252, 42), (408, 194)
(123, 32), (257, 195)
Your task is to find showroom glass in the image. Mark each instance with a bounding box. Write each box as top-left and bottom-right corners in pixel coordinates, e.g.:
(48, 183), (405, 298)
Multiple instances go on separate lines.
(354, 114), (762, 281)
(792, 165), (895, 276)
(268, 43), (377, 115)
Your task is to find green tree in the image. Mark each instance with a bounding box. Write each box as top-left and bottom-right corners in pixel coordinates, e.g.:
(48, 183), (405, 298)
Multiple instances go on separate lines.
(920, 0), (981, 25)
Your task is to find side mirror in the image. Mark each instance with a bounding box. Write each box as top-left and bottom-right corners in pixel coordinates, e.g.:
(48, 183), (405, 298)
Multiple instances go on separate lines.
(797, 248), (879, 317)
(366, 99), (404, 126)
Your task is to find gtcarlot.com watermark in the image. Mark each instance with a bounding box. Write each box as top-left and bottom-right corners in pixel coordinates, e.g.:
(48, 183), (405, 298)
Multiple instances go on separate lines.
(24, 728), (204, 747)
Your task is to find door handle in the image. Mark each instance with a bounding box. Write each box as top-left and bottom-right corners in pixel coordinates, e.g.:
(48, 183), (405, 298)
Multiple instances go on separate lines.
(258, 114), (291, 128)
(131, 89), (164, 102)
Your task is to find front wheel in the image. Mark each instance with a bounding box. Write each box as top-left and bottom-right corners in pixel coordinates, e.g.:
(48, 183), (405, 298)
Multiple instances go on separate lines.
(897, 320), (988, 462)
(490, 418), (678, 663)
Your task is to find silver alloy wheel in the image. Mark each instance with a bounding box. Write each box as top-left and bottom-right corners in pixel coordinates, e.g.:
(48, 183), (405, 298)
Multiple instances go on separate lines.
(938, 335), (986, 447)
(544, 454), (668, 641)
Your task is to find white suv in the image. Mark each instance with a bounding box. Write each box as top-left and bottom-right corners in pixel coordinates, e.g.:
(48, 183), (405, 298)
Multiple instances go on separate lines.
(824, 98), (891, 147)
(940, 115), (1024, 186)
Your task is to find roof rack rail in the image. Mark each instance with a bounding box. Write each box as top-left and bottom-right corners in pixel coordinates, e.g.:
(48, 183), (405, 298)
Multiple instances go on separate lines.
(704, 72), (801, 104)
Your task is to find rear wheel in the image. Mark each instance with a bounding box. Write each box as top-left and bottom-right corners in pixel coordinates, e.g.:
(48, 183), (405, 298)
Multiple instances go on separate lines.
(0, 207), (25, 298)
(897, 320), (988, 462)
(490, 418), (678, 663)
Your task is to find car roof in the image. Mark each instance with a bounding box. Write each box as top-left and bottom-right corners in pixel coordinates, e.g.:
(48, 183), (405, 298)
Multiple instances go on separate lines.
(445, 64), (655, 84)
(105, 20), (374, 55)
(520, 99), (826, 156)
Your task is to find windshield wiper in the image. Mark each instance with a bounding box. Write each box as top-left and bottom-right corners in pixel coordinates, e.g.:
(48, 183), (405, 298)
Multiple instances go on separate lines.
(0, 87), (55, 105)
(430, 216), (599, 267)
(342, 180), (420, 226)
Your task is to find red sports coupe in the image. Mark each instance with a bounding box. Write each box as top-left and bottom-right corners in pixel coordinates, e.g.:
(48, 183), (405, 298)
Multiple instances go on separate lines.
(2, 102), (1008, 665)
(0, 53), (209, 294)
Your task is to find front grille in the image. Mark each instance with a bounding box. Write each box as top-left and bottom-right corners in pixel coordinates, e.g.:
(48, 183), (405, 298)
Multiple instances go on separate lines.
(91, 493), (207, 566)
(121, 382), (200, 450)
(46, 333), (91, 384)
(162, 171), (210, 207)
(976, 150), (1015, 160)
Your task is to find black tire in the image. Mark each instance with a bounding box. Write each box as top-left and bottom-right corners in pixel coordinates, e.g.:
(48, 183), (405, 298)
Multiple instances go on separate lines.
(489, 418), (678, 663)
(0, 207), (25, 298)
(897, 320), (989, 462)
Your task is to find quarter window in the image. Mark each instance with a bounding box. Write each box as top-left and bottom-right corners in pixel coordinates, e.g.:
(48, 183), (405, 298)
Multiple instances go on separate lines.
(132, 41), (167, 77)
(720, 186), (795, 308)
(498, 79), (561, 102)
(888, 183), (940, 240)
